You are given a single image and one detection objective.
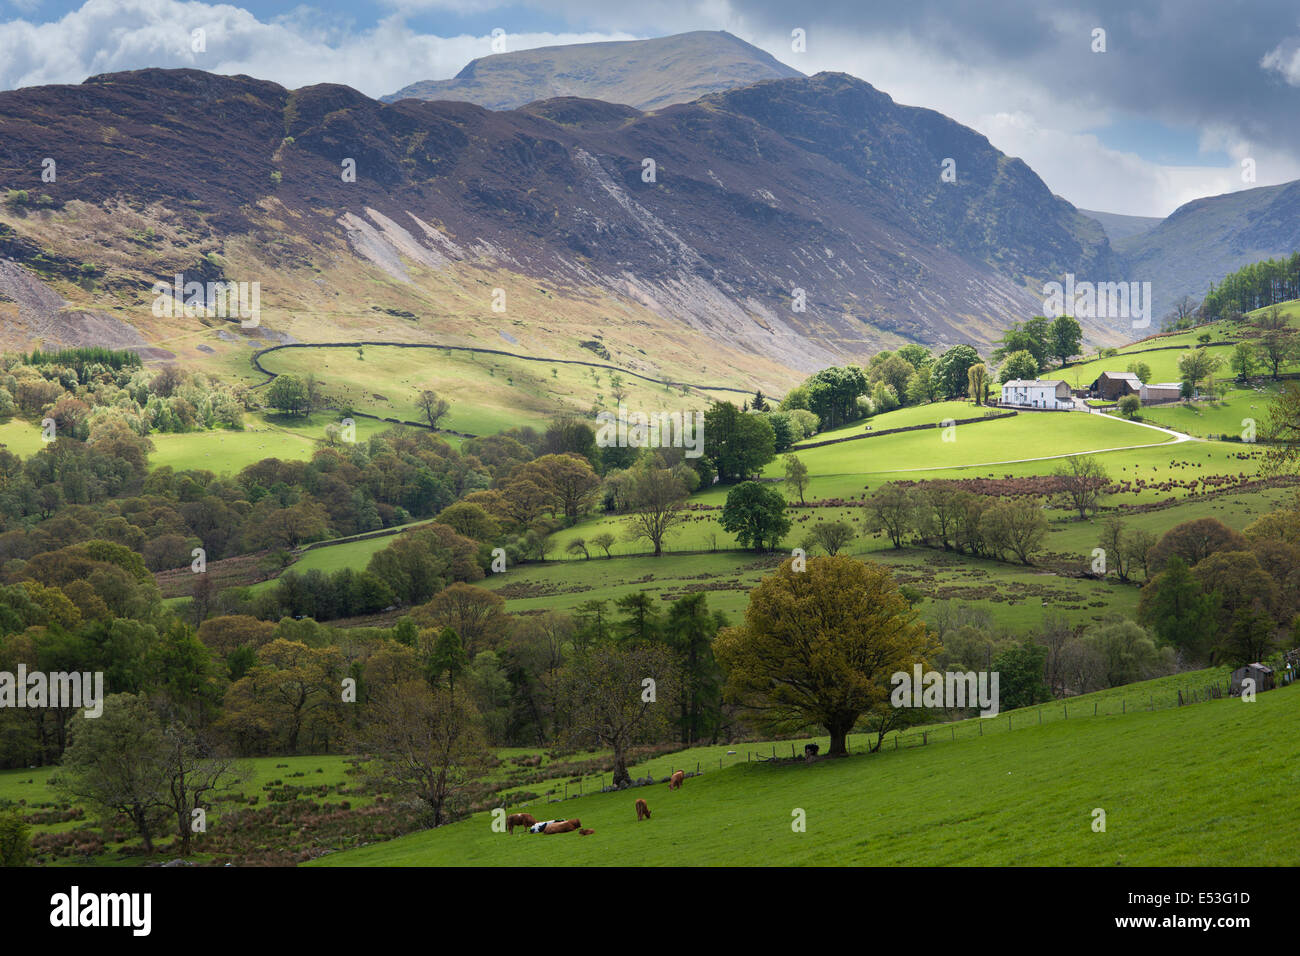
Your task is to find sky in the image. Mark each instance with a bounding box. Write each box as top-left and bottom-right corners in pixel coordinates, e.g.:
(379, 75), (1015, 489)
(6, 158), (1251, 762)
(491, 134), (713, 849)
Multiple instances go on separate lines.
(2, 0), (1298, 218)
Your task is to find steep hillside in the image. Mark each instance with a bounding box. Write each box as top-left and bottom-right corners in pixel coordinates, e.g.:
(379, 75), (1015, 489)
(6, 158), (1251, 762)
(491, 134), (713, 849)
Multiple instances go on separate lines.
(1080, 208), (1162, 244)
(1118, 180), (1300, 319)
(0, 66), (1124, 384)
(383, 30), (804, 111)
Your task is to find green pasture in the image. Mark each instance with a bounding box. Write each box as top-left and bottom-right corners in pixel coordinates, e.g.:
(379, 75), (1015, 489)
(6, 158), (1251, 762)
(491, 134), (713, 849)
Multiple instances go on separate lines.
(258, 344), (728, 438)
(795, 400), (975, 444)
(308, 679), (1299, 866)
(1054, 303), (1300, 388)
(0, 418), (45, 457)
(0, 753), (362, 862)
(481, 547), (1139, 631)
(147, 413), (390, 474)
(758, 412), (1176, 489)
(1134, 384), (1282, 439)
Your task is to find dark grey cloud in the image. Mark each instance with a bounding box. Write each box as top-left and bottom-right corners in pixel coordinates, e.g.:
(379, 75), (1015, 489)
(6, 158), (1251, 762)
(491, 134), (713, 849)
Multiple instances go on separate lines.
(719, 0), (1300, 155)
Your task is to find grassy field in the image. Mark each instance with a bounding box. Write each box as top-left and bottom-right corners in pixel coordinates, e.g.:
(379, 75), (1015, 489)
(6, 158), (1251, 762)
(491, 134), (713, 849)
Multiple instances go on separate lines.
(762, 411), (1176, 485)
(308, 679), (1298, 866)
(1134, 384), (1281, 439)
(0, 753), (364, 864)
(0, 417), (46, 457)
(1051, 305), (1300, 390)
(147, 413), (391, 474)
(480, 546), (1140, 629)
(258, 344), (736, 438)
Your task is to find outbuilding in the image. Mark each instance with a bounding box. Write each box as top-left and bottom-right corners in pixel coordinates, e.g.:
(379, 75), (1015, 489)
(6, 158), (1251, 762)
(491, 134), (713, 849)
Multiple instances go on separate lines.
(1229, 663), (1275, 696)
(1139, 382), (1182, 403)
(1089, 371), (1143, 400)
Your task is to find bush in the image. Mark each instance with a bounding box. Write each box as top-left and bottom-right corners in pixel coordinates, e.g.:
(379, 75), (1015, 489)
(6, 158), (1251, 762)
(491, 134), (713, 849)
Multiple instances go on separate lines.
(0, 810), (31, 866)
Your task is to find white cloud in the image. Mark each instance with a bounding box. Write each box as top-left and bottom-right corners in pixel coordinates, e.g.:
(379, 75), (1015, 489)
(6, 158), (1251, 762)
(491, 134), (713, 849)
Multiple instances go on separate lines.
(0, 0), (633, 98)
(2, 0), (1296, 216)
(728, 20), (1300, 216)
(1261, 39), (1300, 86)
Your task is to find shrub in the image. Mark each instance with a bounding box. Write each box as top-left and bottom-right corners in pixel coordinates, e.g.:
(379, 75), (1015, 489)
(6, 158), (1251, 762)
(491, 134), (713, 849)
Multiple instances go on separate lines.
(0, 810), (31, 866)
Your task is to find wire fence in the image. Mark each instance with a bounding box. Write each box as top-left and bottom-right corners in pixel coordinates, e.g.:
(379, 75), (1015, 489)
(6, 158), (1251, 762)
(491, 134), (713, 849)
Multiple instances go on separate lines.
(531, 671), (1293, 803)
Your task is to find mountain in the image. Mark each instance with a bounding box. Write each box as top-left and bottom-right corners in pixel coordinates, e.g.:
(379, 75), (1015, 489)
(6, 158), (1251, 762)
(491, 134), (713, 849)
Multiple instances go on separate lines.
(1079, 209), (1162, 244)
(383, 30), (804, 111)
(0, 65), (1124, 387)
(1116, 181), (1300, 319)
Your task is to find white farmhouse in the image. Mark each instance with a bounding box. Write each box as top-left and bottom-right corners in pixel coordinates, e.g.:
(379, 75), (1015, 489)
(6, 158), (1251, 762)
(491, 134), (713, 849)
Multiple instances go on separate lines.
(1000, 379), (1073, 410)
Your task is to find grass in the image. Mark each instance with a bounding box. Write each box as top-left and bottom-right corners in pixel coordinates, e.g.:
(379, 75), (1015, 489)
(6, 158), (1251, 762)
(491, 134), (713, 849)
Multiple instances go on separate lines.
(0, 418), (46, 457)
(762, 411), (1175, 485)
(147, 413), (389, 474)
(307, 680), (1299, 866)
(482, 547), (1139, 629)
(1134, 383), (1282, 439)
(798, 400), (974, 442)
(1052, 306), (1300, 391)
(258, 344), (732, 438)
(0, 754), (363, 862)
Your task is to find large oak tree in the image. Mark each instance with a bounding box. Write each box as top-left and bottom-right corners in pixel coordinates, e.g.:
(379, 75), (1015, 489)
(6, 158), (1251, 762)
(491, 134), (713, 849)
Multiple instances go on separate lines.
(715, 555), (938, 756)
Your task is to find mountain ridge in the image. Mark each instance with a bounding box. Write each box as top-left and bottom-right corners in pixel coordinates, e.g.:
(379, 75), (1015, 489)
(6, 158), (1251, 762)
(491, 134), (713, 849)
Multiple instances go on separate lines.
(0, 65), (1125, 380)
(384, 30), (804, 111)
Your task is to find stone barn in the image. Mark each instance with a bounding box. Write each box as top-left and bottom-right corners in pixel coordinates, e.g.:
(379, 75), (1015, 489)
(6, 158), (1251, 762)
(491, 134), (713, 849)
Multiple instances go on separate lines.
(1089, 371), (1143, 400)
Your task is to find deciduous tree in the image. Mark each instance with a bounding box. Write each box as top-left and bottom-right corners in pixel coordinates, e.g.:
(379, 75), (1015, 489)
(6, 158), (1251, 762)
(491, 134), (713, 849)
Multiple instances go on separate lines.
(714, 556), (938, 757)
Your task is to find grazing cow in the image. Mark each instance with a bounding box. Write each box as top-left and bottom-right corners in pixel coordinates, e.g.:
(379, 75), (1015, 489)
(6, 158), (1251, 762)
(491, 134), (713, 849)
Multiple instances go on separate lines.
(668, 770), (684, 790)
(536, 818), (582, 834)
(579, 828), (595, 836)
(635, 798), (651, 821)
(804, 744), (820, 758)
(506, 812), (537, 835)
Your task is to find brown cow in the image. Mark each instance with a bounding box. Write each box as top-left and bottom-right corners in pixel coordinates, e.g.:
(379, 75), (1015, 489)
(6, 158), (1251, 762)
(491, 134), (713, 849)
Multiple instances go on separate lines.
(635, 798), (651, 821)
(542, 818), (582, 834)
(668, 770), (684, 790)
(506, 812), (536, 835)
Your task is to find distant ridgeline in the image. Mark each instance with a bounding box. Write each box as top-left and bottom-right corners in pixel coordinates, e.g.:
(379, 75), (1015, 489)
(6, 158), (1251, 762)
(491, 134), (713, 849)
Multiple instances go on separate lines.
(1200, 252), (1300, 320)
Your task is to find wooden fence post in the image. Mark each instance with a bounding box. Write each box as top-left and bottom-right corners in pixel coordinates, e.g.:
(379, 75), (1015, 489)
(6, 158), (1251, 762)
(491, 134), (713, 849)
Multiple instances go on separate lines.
(922, 732), (928, 745)
(951, 726), (956, 741)
(979, 720), (982, 736)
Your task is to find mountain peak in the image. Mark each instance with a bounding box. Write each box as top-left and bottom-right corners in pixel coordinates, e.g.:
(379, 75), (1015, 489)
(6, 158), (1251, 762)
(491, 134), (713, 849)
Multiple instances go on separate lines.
(383, 30), (804, 111)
